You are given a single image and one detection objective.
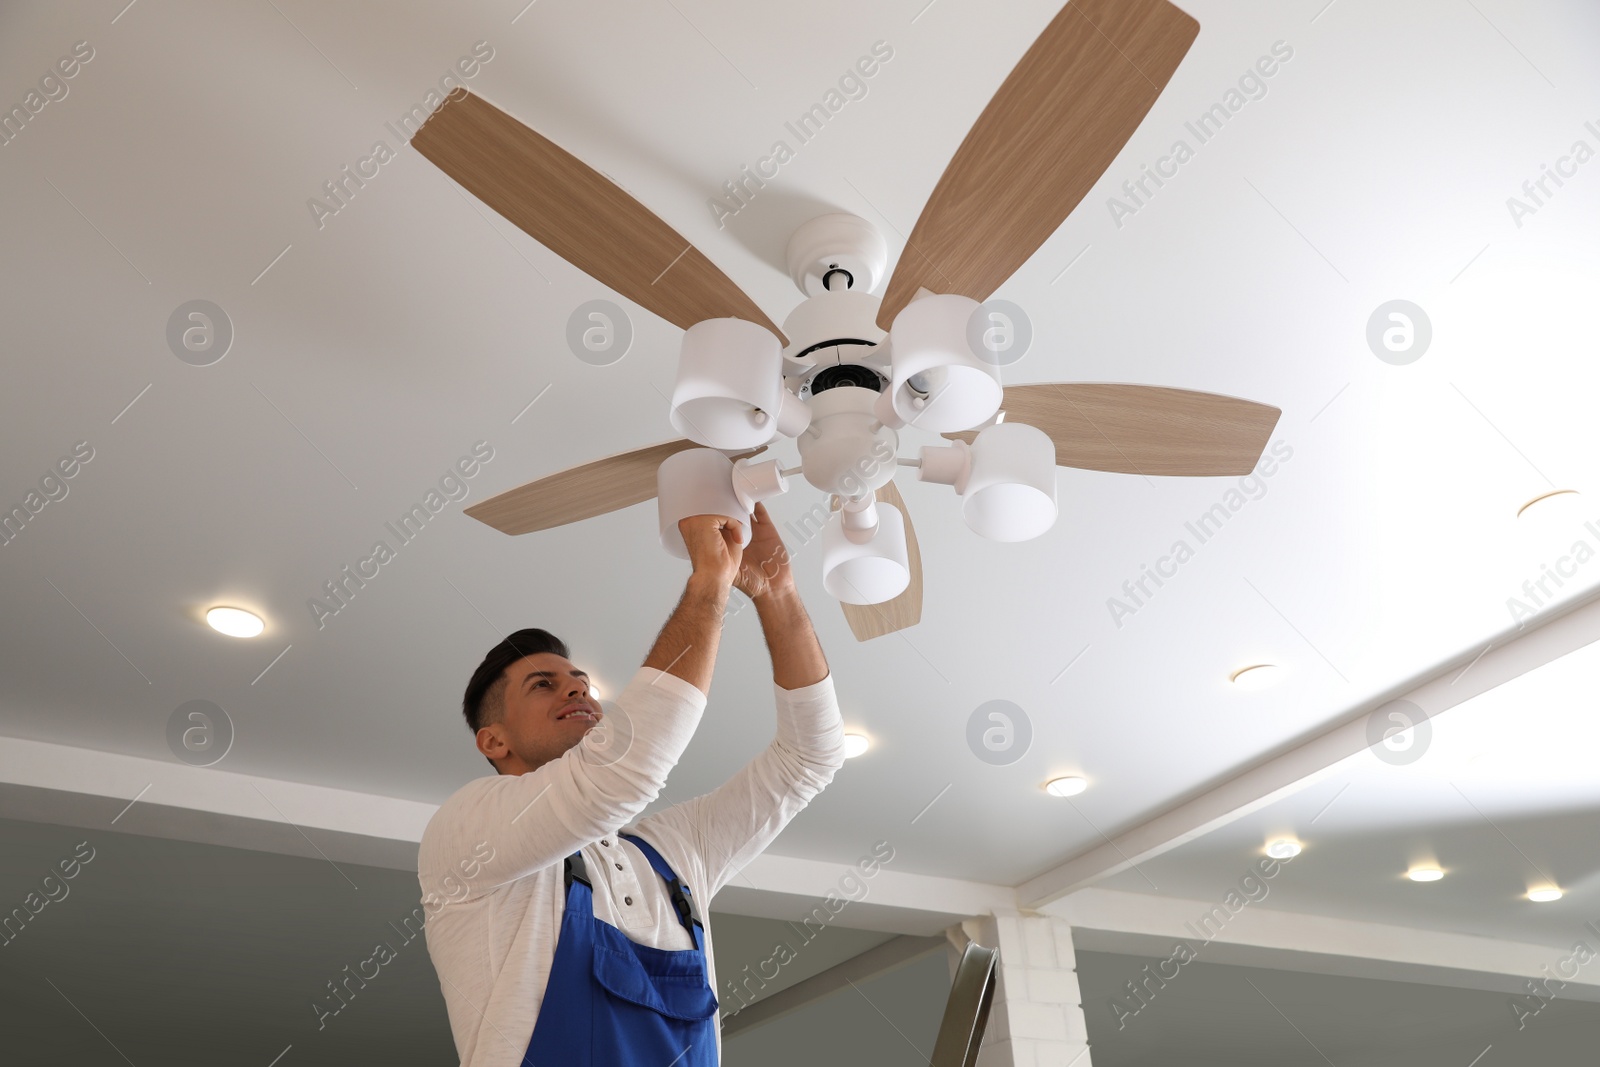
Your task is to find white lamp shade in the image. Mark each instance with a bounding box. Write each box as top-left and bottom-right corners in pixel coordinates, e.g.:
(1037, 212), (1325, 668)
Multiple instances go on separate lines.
(962, 422), (1058, 541)
(657, 448), (754, 559)
(887, 294), (1003, 432)
(822, 503), (911, 604)
(670, 318), (796, 449)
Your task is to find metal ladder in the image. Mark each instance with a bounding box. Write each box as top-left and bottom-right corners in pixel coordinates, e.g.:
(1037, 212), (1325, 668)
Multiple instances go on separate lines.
(928, 942), (999, 1067)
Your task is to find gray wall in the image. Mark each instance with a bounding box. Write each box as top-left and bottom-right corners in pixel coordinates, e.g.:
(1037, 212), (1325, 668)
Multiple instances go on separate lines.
(1077, 948), (1600, 1066)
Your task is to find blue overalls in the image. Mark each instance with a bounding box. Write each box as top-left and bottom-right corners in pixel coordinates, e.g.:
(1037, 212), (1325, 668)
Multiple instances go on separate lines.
(522, 833), (719, 1066)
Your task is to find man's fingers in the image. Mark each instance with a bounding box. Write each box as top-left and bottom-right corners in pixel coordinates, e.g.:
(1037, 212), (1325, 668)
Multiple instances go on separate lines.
(677, 514), (744, 537)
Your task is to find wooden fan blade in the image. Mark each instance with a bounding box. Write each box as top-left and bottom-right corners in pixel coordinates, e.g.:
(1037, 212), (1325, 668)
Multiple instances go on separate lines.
(413, 91), (783, 341)
(945, 383), (1280, 477)
(466, 440), (764, 536)
(877, 0), (1199, 329)
(840, 481), (924, 642)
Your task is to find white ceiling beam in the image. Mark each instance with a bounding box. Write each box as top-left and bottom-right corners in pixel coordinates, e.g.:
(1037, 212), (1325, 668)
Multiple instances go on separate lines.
(1055, 887), (1600, 1002)
(0, 735), (436, 864)
(714, 853), (1015, 936)
(0, 734), (1014, 932)
(1018, 588), (1600, 908)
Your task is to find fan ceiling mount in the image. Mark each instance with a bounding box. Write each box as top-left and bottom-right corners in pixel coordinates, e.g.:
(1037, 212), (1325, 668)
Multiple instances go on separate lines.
(412, 0), (1282, 641)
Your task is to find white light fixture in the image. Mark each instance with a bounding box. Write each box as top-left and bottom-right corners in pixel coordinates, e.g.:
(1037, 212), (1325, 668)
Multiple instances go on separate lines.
(1407, 867), (1445, 882)
(884, 293), (1002, 432)
(1230, 663), (1283, 690)
(1266, 839), (1302, 860)
(843, 733), (871, 758)
(918, 422), (1059, 542)
(962, 423), (1059, 541)
(656, 449), (788, 560)
(1044, 776), (1088, 797)
(670, 318), (809, 449)
(821, 501), (911, 604)
(206, 606), (264, 638)
(1529, 887), (1564, 902)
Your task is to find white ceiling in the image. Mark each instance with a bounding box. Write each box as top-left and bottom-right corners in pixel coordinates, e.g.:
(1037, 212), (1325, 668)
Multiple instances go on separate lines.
(1096, 619), (1600, 951)
(4, 0), (1600, 954)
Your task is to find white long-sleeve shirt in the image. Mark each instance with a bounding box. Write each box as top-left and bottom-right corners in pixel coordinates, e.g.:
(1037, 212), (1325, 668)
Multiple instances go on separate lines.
(418, 664), (844, 1067)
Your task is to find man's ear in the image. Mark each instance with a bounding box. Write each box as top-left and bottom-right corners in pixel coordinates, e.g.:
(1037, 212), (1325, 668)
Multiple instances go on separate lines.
(475, 723), (507, 763)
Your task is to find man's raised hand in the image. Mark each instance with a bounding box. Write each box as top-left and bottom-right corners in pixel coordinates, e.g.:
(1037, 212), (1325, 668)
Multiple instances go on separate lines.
(677, 514), (745, 591)
(733, 502), (794, 601)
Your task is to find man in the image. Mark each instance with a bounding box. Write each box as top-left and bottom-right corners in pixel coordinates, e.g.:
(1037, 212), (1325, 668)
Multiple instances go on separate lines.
(419, 502), (843, 1066)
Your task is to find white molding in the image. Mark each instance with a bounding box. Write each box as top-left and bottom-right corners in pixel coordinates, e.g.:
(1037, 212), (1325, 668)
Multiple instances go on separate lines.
(1051, 887), (1600, 1002)
(0, 735), (435, 846)
(0, 734), (1015, 931)
(714, 853), (1017, 935)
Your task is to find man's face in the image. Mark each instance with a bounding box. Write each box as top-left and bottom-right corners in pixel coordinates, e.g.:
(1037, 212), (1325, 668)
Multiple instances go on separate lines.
(477, 652), (602, 774)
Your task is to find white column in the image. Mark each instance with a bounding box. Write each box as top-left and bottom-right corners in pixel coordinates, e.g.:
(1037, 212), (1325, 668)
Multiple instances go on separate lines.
(948, 910), (1092, 1067)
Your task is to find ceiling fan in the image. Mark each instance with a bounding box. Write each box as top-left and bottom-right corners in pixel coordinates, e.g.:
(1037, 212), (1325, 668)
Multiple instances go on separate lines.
(412, 0), (1281, 642)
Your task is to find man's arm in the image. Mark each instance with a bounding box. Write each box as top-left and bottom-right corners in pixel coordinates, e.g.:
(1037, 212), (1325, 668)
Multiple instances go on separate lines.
(419, 513), (747, 898)
(742, 502), (829, 689)
(753, 586), (828, 689)
(629, 502), (841, 897)
(643, 514), (746, 695)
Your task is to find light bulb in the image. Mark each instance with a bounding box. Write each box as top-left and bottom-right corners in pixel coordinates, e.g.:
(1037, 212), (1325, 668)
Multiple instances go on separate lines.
(1266, 839), (1302, 859)
(206, 607), (264, 638)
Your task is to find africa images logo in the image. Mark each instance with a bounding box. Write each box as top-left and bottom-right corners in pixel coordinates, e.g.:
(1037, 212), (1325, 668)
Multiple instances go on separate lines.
(306, 41), (495, 231)
(1105, 441), (1294, 628)
(307, 442), (494, 628)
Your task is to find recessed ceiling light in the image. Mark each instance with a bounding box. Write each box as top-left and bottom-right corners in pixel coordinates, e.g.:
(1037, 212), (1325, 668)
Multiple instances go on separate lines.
(206, 607), (264, 638)
(1044, 776), (1088, 797)
(1266, 839), (1302, 859)
(1230, 664), (1283, 690)
(842, 733), (870, 759)
(1529, 887), (1564, 902)
(1407, 867), (1445, 882)
(1516, 489), (1579, 519)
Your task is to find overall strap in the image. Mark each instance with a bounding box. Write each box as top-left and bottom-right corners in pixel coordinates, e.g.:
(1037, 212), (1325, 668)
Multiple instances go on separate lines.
(562, 851), (591, 892)
(620, 833), (702, 935)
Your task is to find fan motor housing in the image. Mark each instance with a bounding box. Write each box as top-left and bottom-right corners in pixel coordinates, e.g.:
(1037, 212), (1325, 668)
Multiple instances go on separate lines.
(810, 363), (883, 394)
(782, 289), (889, 402)
(782, 289), (886, 360)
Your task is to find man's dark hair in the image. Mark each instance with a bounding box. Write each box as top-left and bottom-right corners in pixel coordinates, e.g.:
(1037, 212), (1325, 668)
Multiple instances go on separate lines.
(462, 628), (571, 736)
